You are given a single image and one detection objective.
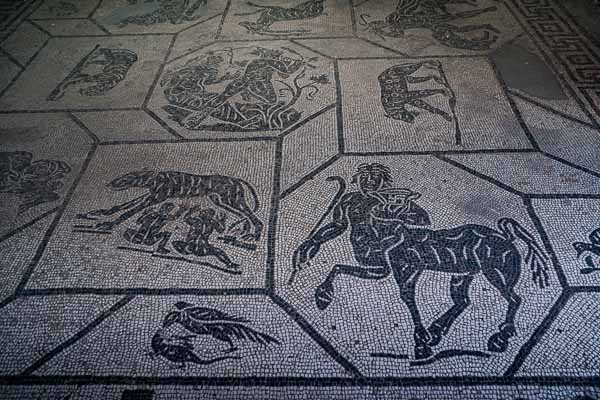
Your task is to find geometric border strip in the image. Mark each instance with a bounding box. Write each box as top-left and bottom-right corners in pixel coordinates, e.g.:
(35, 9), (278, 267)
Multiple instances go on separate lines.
(506, 0), (600, 127)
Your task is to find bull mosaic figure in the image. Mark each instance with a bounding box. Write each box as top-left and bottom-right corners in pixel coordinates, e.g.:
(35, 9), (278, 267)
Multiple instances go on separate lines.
(291, 163), (551, 360)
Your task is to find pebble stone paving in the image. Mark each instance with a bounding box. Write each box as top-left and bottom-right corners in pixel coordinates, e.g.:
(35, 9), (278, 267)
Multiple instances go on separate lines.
(0, 0), (599, 398)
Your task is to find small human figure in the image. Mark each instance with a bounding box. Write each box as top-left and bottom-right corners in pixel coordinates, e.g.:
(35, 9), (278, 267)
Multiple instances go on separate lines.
(123, 202), (185, 253)
(172, 207), (240, 269)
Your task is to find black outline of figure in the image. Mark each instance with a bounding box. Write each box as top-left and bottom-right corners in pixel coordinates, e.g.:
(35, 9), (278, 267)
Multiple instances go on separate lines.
(76, 170), (263, 242)
(0, 151), (71, 213)
(122, 202), (186, 254)
(47, 45), (138, 101)
(360, 0), (500, 51)
(235, 0), (326, 35)
(172, 207), (240, 270)
(292, 163), (550, 360)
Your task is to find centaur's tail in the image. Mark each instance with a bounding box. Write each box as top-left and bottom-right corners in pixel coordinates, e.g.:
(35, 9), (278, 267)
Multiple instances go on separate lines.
(497, 218), (550, 289)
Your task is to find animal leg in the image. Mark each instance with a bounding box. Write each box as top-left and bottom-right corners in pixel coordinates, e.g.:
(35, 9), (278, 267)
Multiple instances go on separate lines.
(207, 245), (240, 270)
(209, 193), (263, 241)
(213, 332), (238, 353)
(77, 194), (147, 220)
(390, 266), (430, 359)
(94, 197), (161, 231)
(408, 98), (453, 122)
(315, 264), (390, 311)
(482, 255), (522, 353)
(427, 274), (474, 346)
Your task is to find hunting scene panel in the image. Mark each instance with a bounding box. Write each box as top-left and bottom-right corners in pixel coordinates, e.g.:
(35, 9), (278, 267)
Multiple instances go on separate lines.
(24, 141), (275, 290)
(276, 156), (561, 375)
(219, 0), (353, 39)
(355, 0), (522, 56)
(149, 42), (335, 139)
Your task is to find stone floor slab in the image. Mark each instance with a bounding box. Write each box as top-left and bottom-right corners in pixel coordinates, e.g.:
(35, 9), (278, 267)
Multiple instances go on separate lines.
(445, 152), (600, 195)
(276, 155), (561, 376)
(0, 35), (172, 111)
(0, 112), (93, 238)
(32, 295), (351, 377)
(25, 140), (275, 290)
(0, 295), (124, 374)
(0, 0), (599, 396)
(516, 292), (600, 377)
(339, 57), (532, 152)
(532, 198), (600, 288)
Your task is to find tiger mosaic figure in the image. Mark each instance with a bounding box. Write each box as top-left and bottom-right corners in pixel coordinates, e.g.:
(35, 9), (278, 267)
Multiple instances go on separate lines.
(76, 170), (263, 242)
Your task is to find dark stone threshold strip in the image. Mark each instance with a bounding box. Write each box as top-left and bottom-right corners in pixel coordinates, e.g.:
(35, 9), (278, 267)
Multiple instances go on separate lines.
(0, 375), (598, 386)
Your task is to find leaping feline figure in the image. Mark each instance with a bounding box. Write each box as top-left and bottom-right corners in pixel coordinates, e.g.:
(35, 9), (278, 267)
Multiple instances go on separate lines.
(236, 0), (326, 35)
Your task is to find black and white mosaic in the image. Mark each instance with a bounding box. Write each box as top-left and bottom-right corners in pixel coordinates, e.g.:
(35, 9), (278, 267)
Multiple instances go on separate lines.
(0, 0), (600, 398)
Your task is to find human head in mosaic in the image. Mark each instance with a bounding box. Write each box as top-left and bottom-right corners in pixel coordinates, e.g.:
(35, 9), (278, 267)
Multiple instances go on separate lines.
(351, 163), (393, 194)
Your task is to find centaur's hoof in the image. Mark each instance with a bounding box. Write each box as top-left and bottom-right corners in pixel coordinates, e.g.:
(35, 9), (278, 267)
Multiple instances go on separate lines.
(415, 344), (433, 360)
(487, 323), (515, 353)
(315, 283), (334, 310)
(426, 323), (445, 347)
(487, 332), (509, 352)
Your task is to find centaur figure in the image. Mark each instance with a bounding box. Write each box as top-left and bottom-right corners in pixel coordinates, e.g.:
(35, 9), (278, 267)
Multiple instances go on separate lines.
(291, 163), (550, 359)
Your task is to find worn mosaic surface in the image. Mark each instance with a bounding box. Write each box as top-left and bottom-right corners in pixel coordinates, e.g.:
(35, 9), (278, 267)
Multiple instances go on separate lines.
(0, 0), (600, 398)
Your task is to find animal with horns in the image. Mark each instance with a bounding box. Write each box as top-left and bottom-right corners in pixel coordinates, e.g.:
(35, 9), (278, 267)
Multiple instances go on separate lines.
(292, 162), (551, 359)
(359, 0), (500, 50)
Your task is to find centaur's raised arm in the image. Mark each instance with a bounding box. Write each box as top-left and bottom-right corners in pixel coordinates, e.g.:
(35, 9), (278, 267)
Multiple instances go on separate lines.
(309, 196), (351, 244)
(289, 193), (351, 285)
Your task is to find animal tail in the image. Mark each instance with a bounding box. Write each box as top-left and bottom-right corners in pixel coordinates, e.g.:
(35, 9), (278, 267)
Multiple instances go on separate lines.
(223, 323), (281, 346)
(239, 178), (260, 212)
(497, 218), (550, 289)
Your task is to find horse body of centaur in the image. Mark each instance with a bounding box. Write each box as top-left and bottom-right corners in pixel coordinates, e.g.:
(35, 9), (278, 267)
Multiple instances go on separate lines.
(292, 164), (550, 360)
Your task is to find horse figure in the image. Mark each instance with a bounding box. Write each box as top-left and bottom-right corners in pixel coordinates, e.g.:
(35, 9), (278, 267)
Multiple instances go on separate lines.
(360, 0), (500, 50)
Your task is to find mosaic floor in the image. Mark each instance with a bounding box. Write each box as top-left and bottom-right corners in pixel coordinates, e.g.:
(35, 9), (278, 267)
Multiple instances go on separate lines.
(0, 0), (600, 398)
